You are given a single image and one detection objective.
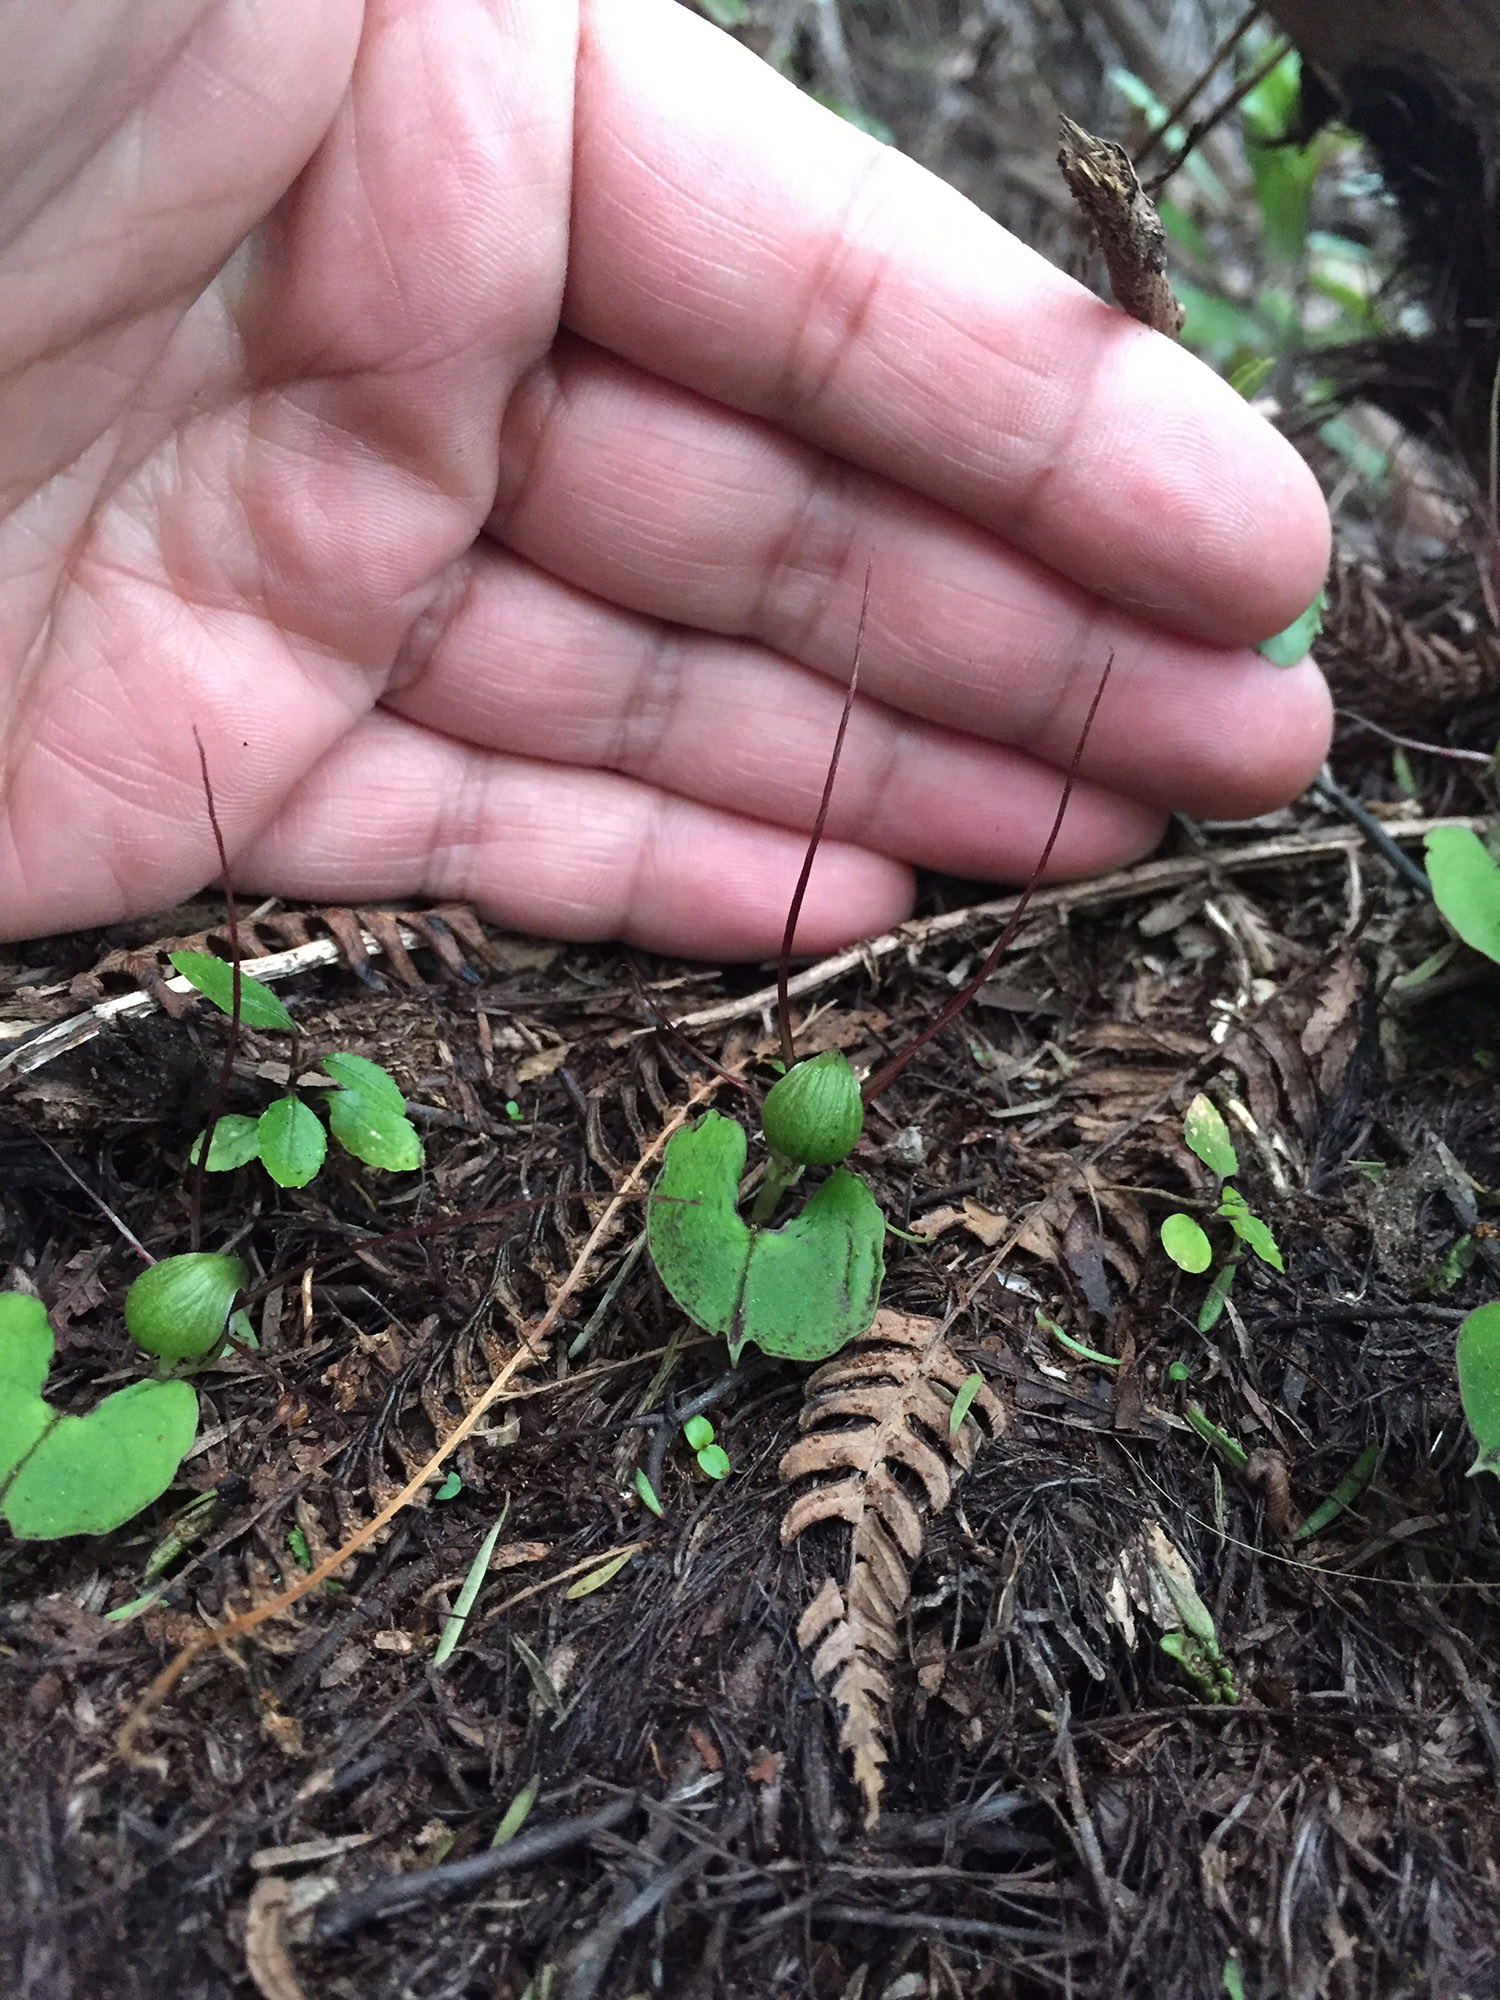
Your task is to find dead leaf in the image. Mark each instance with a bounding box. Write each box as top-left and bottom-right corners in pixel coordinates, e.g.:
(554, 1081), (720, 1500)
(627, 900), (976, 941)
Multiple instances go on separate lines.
(745, 1746), (783, 1786)
(782, 1311), (1007, 1825)
(515, 1043), (569, 1083)
(687, 1723), (722, 1772)
(245, 1879), (306, 2000)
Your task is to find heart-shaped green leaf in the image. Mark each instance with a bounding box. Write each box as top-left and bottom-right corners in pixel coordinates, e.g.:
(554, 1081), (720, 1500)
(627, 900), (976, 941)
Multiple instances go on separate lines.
(1457, 1301), (1500, 1478)
(647, 1112), (884, 1364)
(168, 952), (296, 1032)
(3, 1379), (198, 1540)
(257, 1095), (328, 1188)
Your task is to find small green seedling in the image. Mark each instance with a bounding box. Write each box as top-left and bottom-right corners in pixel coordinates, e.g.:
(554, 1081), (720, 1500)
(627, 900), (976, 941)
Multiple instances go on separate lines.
(1456, 1301), (1500, 1479)
(174, 953), (423, 1188)
(648, 1054), (885, 1366)
(0, 1292), (199, 1540)
(683, 1413), (730, 1479)
(1147, 1531), (1237, 1704)
(647, 628), (1113, 1367)
(1160, 1095), (1282, 1326)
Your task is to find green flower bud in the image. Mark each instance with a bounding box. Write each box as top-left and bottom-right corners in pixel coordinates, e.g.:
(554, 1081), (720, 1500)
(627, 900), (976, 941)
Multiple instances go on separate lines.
(760, 1050), (863, 1166)
(125, 1252), (246, 1361)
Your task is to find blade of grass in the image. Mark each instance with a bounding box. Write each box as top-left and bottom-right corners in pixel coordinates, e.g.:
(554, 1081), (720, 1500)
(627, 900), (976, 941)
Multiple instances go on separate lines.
(433, 1509), (509, 1668)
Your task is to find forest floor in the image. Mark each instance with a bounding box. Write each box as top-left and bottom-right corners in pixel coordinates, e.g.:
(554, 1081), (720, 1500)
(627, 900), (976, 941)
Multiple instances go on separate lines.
(5, 5), (1500, 1998)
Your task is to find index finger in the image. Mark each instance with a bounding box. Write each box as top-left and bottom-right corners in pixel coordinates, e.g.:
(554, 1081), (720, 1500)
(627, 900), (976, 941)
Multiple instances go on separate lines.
(569, 0), (1329, 646)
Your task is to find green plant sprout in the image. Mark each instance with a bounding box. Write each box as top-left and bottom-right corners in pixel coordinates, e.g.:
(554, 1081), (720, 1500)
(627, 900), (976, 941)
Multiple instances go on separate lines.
(0, 1292), (199, 1540)
(683, 1413), (731, 1479)
(646, 630), (1113, 1368)
(174, 951), (423, 1188)
(1160, 1095), (1283, 1327)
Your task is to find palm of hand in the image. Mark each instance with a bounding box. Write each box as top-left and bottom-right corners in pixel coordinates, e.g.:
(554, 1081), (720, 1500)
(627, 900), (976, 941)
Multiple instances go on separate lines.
(0, 0), (1330, 958)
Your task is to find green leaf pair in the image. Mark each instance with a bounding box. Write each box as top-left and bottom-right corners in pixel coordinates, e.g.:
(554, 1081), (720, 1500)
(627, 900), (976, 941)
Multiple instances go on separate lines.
(647, 1110), (884, 1364)
(192, 1050), (422, 1186)
(1160, 1095), (1283, 1295)
(0, 1293), (197, 1540)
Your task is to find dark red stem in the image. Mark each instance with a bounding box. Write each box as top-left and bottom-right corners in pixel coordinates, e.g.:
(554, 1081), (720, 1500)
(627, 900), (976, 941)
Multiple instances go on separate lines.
(775, 568), (872, 1069)
(190, 729), (241, 1253)
(861, 655), (1113, 1105)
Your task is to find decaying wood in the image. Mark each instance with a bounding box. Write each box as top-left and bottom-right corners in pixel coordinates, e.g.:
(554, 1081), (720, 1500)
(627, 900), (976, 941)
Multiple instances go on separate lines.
(1057, 115), (1184, 338)
(780, 1309), (1007, 1824)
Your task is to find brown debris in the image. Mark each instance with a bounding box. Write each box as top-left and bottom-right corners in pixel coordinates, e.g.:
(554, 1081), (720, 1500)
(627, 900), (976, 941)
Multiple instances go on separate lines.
(781, 1309), (1007, 1823)
(1057, 116), (1185, 337)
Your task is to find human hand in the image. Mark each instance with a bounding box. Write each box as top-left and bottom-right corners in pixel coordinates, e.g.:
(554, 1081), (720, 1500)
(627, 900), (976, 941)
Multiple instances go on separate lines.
(0, 0), (1330, 959)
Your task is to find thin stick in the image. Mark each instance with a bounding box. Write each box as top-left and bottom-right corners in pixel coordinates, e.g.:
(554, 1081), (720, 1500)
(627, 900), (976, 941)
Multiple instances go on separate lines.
(1133, 4), (1263, 169)
(776, 568), (872, 1070)
(1335, 709), (1494, 768)
(114, 1073), (723, 1766)
(1144, 38), (1291, 197)
(861, 656), (1112, 1106)
(189, 730), (240, 1256)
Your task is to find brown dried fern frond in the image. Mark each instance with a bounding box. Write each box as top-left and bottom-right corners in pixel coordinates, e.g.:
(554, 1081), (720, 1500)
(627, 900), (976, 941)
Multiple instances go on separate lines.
(1319, 546), (1500, 727)
(780, 1308), (1007, 1824)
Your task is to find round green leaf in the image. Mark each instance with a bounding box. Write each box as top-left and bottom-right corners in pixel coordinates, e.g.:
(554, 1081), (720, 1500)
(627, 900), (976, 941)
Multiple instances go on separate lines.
(1161, 1213), (1212, 1274)
(168, 951), (296, 1032)
(1457, 1301), (1500, 1478)
(126, 1252), (246, 1361)
(190, 1114), (262, 1171)
(695, 1444), (731, 1479)
(257, 1095), (328, 1188)
(682, 1415), (715, 1452)
(326, 1090), (423, 1172)
(1183, 1094), (1238, 1178)
(1425, 826), (1500, 965)
(3, 1379), (198, 1540)
(647, 1112), (884, 1364)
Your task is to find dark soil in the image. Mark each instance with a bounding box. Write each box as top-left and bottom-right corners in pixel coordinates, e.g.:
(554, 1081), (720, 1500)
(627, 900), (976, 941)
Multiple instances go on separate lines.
(5, 6), (1500, 1999)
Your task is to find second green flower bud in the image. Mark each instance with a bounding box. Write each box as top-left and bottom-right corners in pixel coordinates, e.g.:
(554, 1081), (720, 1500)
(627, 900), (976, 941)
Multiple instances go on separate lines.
(760, 1050), (864, 1167)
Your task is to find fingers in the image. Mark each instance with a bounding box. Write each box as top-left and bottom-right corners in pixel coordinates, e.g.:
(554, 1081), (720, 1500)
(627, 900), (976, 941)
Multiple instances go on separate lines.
(571, 0), (1328, 645)
(493, 337), (1332, 818)
(0, 0), (361, 501)
(230, 708), (918, 959)
(383, 545), (1167, 879)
